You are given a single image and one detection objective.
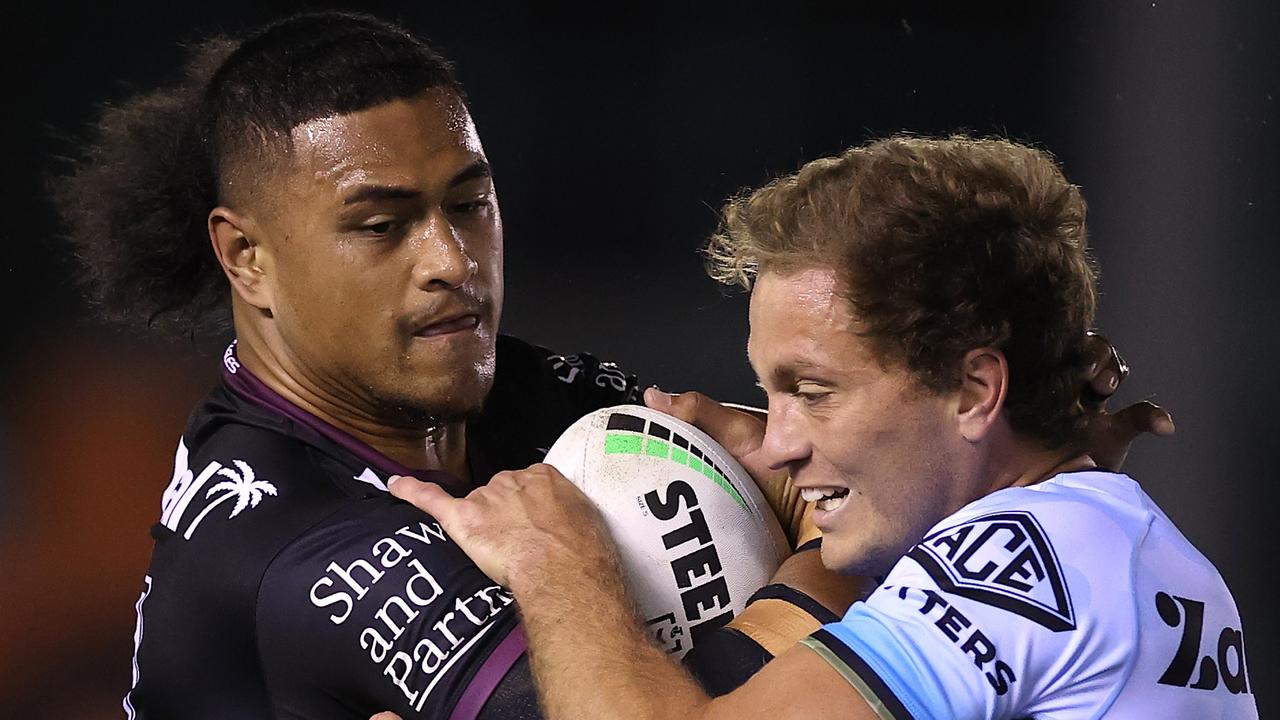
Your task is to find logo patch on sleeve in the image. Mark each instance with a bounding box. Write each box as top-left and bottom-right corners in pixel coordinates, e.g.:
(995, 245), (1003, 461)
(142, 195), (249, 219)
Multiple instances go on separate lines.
(907, 510), (1075, 631)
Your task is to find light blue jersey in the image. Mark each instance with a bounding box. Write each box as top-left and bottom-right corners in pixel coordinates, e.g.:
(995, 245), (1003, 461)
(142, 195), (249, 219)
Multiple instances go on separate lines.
(800, 471), (1257, 719)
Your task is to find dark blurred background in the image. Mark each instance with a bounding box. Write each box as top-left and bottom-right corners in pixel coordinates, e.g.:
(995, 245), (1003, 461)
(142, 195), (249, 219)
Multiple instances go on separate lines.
(2, 1), (1276, 717)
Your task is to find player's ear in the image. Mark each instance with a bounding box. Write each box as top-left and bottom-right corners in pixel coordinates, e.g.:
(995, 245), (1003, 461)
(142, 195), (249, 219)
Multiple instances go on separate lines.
(209, 206), (274, 311)
(956, 347), (1008, 443)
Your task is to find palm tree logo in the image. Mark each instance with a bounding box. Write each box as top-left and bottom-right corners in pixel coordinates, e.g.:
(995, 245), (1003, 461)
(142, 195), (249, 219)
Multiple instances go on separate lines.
(183, 460), (278, 540)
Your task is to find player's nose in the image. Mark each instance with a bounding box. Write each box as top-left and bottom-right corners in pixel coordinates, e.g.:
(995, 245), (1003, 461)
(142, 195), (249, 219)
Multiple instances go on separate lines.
(410, 214), (477, 290)
(758, 400), (811, 472)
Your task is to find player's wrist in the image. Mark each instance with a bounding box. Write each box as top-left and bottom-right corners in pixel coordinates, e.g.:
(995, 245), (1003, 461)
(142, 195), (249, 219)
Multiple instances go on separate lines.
(506, 528), (625, 602)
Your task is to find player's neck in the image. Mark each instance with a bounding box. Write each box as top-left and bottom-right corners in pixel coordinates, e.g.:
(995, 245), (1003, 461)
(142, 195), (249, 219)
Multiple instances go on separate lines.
(232, 330), (471, 483)
(979, 426), (1095, 497)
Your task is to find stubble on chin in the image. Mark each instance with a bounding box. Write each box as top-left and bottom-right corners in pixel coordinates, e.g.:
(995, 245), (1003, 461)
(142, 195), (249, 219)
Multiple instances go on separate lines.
(390, 393), (485, 429)
(382, 361), (495, 429)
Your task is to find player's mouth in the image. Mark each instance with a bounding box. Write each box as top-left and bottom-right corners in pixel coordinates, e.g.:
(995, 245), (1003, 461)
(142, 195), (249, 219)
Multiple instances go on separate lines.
(405, 297), (490, 341)
(800, 486), (851, 515)
(413, 313), (480, 338)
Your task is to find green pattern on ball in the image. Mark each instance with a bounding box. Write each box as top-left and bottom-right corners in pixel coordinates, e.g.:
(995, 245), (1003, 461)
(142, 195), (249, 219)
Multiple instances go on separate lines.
(601, 431), (747, 510)
(604, 433), (643, 455)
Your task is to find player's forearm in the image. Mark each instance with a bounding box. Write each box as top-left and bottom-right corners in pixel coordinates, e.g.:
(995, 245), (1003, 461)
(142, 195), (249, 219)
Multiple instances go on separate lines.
(717, 548), (862, 662)
(769, 548), (863, 617)
(512, 553), (712, 720)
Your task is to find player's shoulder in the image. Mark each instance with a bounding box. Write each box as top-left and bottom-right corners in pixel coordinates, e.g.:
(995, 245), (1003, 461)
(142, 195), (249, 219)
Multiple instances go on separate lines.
(915, 469), (1159, 576)
(472, 335), (643, 473)
(897, 470), (1153, 635)
(253, 486), (523, 716)
(182, 382), (326, 471)
(493, 334), (640, 401)
(808, 473), (1156, 716)
(155, 386), (357, 549)
(811, 471), (1254, 718)
(966, 469), (1156, 542)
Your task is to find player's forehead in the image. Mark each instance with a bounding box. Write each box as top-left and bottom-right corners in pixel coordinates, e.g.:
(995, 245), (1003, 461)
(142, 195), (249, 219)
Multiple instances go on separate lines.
(286, 88), (485, 192)
(746, 268), (877, 382)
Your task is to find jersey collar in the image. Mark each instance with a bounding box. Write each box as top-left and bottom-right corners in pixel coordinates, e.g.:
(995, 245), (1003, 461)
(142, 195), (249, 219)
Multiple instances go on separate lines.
(219, 340), (470, 493)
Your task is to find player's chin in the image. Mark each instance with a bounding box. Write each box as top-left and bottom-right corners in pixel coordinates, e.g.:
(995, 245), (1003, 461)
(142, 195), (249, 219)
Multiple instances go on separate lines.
(406, 374), (493, 422)
(818, 538), (860, 576)
(819, 531), (898, 578)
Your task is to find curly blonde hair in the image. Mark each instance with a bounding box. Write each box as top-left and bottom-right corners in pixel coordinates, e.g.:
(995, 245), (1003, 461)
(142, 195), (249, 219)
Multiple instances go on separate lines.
(708, 135), (1099, 449)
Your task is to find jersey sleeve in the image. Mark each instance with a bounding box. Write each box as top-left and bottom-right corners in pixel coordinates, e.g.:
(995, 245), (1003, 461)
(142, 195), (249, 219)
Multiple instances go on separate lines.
(470, 336), (643, 474)
(801, 586), (1007, 719)
(255, 499), (529, 720)
(495, 334), (641, 412)
(800, 501), (1142, 720)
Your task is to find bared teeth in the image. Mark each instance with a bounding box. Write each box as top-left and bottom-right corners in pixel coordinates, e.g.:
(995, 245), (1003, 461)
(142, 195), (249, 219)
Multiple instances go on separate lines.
(816, 494), (848, 512)
(800, 487), (850, 503)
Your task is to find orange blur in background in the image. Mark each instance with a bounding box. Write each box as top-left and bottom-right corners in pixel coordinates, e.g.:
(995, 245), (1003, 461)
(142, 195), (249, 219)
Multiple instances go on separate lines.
(0, 335), (214, 718)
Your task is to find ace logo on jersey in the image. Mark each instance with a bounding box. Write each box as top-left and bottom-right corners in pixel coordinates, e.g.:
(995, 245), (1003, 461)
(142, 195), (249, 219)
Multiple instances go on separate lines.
(908, 511), (1075, 632)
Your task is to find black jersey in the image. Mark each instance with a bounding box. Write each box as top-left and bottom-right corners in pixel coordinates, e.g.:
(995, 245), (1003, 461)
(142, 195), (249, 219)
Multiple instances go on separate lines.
(123, 335), (640, 719)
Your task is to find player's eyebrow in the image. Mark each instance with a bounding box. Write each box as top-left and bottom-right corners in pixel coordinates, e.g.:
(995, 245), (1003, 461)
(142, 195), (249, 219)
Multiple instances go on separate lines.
(340, 161), (490, 205)
(342, 185), (423, 205)
(448, 159), (491, 187)
(762, 358), (841, 389)
(775, 358), (828, 377)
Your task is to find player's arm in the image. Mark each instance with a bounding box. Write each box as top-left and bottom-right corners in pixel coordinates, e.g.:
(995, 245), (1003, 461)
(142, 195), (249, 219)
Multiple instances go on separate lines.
(388, 467), (878, 720)
(373, 647), (872, 720)
(706, 644), (881, 720)
(681, 538), (859, 694)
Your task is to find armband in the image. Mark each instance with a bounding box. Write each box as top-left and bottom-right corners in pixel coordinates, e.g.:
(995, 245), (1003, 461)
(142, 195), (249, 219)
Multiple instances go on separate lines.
(683, 581), (842, 694)
(683, 627), (773, 696)
(727, 583), (840, 658)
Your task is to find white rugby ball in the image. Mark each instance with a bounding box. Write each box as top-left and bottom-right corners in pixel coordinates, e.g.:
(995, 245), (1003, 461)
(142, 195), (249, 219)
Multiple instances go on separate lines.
(544, 405), (788, 658)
